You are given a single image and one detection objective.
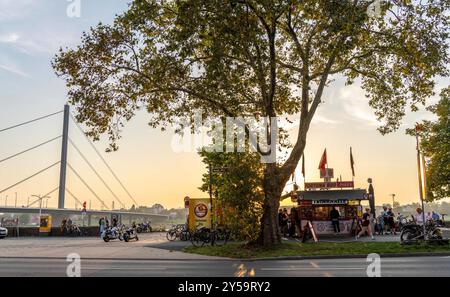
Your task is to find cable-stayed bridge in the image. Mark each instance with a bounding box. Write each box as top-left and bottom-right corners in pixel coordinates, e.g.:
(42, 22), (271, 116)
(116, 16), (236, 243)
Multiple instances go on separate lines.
(0, 105), (168, 224)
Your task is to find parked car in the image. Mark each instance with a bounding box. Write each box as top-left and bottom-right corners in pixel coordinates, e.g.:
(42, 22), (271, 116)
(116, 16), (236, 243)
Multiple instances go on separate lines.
(0, 226), (8, 239)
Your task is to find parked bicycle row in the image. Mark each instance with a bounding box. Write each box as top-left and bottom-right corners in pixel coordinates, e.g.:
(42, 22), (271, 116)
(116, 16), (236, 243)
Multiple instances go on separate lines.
(166, 224), (231, 247)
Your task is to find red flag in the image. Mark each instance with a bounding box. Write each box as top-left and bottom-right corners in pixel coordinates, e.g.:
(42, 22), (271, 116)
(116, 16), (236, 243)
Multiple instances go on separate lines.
(301, 154), (305, 177)
(350, 147), (355, 177)
(318, 149), (327, 170)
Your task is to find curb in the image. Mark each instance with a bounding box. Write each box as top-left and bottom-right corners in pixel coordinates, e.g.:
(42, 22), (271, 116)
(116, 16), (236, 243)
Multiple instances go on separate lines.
(245, 252), (450, 261)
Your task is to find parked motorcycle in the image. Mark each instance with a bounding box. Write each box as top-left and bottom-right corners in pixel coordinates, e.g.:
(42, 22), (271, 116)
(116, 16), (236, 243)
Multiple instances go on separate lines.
(123, 227), (139, 242)
(137, 222), (152, 233)
(101, 226), (123, 242)
(400, 220), (443, 242)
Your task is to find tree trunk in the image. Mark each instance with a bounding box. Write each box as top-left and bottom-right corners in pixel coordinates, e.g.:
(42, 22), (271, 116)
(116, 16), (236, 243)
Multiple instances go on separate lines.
(257, 163), (283, 246)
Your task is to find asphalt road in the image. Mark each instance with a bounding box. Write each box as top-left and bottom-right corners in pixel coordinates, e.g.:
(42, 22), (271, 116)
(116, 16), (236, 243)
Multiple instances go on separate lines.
(1, 256), (449, 277)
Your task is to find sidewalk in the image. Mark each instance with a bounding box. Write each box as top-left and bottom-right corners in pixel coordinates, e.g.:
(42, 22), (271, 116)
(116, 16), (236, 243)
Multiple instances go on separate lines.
(0, 233), (223, 260)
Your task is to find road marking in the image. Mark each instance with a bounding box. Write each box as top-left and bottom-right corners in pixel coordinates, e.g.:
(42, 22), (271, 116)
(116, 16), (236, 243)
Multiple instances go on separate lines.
(83, 267), (167, 271)
(261, 267), (364, 271)
(310, 261), (320, 268)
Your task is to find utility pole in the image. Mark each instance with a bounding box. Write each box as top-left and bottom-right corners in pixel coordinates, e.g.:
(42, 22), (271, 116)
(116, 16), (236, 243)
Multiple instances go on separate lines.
(209, 163), (213, 228)
(58, 104), (70, 209)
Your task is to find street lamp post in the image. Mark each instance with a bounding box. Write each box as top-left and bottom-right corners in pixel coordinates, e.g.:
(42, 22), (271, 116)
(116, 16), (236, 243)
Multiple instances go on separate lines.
(32, 195), (51, 220)
(415, 124), (427, 240)
(391, 194), (396, 210)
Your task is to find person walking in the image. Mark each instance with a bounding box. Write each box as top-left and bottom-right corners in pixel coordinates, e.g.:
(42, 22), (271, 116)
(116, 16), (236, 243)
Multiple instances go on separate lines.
(356, 208), (374, 240)
(329, 207), (340, 234)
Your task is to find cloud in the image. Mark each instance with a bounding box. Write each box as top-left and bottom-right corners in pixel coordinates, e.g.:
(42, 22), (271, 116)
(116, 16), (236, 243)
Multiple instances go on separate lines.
(0, 62), (29, 77)
(312, 114), (340, 125)
(0, 0), (35, 21)
(338, 84), (383, 127)
(0, 32), (19, 43)
(0, 29), (79, 56)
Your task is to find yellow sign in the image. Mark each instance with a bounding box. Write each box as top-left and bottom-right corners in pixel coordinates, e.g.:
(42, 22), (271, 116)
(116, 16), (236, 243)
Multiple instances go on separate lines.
(39, 215), (52, 233)
(188, 198), (211, 231)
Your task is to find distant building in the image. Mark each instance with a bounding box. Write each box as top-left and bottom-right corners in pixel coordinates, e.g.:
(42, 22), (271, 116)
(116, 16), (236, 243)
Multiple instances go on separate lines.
(135, 203), (166, 214)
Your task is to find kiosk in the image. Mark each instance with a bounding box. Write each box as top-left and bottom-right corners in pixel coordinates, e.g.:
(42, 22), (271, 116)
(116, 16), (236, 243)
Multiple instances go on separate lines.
(296, 187), (368, 235)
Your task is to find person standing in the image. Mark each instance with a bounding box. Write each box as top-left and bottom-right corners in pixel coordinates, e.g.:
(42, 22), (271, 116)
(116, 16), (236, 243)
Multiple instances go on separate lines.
(381, 206), (388, 234)
(415, 208), (425, 225)
(356, 208), (374, 240)
(278, 209), (283, 233)
(99, 217), (106, 236)
(281, 208), (289, 238)
(329, 207), (341, 234)
(112, 216), (118, 228)
(387, 207), (396, 235)
(61, 218), (67, 233)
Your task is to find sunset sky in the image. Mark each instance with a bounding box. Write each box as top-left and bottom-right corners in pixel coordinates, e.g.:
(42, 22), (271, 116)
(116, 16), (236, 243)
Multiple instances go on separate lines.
(0, 0), (448, 210)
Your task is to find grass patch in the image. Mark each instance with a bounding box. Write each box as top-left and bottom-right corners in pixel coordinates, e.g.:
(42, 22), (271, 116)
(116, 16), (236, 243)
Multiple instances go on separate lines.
(184, 241), (450, 259)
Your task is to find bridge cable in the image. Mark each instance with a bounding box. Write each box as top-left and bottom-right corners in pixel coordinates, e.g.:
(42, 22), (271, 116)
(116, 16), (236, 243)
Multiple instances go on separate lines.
(70, 114), (139, 206)
(0, 136), (62, 164)
(68, 137), (125, 209)
(65, 187), (83, 206)
(27, 186), (59, 208)
(67, 162), (109, 210)
(0, 110), (63, 133)
(0, 161), (61, 195)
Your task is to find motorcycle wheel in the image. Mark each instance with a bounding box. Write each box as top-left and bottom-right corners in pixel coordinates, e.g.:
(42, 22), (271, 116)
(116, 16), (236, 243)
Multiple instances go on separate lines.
(137, 227), (142, 234)
(166, 230), (177, 241)
(400, 230), (417, 242)
(430, 229), (443, 240)
(103, 236), (110, 243)
(123, 234), (129, 242)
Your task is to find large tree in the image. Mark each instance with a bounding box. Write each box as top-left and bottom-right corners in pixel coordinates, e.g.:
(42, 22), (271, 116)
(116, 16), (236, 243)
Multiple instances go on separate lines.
(53, 0), (449, 246)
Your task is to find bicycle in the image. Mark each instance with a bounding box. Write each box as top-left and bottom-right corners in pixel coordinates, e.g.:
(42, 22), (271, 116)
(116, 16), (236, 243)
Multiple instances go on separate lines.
(190, 225), (231, 247)
(166, 224), (191, 241)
